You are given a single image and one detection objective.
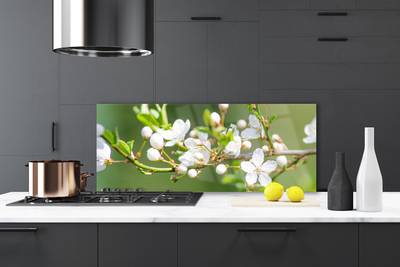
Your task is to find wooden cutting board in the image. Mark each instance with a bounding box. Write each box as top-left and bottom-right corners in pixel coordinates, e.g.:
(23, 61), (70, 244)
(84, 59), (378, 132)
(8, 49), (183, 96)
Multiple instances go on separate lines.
(230, 197), (320, 207)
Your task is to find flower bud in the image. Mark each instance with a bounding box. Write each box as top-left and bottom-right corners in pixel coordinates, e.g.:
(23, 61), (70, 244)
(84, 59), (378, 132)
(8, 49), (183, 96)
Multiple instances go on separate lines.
(188, 169), (198, 178)
(262, 145), (269, 153)
(177, 164), (188, 175)
(194, 152), (204, 161)
(189, 130), (197, 138)
(218, 104), (229, 113)
(141, 126), (153, 140)
(236, 119), (247, 130)
(276, 156), (288, 167)
(216, 164), (227, 175)
(242, 141), (251, 150)
(273, 142), (284, 151)
(211, 112), (221, 125)
(272, 134), (282, 143)
(147, 148), (162, 162)
(150, 133), (164, 150)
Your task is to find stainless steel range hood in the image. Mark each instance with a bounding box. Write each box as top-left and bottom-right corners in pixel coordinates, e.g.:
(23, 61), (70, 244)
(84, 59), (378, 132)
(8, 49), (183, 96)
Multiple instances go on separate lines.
(53, 0), (154, 57)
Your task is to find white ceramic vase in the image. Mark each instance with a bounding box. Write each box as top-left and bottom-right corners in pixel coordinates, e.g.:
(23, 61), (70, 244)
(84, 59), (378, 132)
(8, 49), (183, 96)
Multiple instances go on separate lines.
(356, 127), (382, 212)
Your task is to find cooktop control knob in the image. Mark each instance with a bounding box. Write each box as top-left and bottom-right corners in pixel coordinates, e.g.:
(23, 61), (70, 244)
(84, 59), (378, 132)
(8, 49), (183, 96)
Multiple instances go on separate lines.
(101, 188), (111, 192)
(113, 188), (121, 192)
(123, 188), (131, 192)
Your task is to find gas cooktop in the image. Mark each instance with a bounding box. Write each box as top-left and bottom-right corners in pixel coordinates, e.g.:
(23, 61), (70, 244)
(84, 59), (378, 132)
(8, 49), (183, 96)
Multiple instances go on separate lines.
(6, 189), (203, 206)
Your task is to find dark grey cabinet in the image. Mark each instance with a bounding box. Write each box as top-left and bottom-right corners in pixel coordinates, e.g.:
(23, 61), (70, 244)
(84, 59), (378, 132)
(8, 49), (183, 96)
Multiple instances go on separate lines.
(359, 223), (400, 267)
(156, 0), (258, 103)
(178, 223), (358, 267)
(0, 223), (97, 267)
(99, 223), (177, 267)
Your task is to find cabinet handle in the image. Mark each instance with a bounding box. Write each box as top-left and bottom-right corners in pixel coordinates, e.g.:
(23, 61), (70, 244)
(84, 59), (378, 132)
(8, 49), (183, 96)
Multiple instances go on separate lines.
(191, 17), (221, 20)
(318, 38), (348, 42)
(237, 228), (296, 232)
(0, 228), (38, 232)
(318, 12), (348, 16)
(52, 122), (56, 152)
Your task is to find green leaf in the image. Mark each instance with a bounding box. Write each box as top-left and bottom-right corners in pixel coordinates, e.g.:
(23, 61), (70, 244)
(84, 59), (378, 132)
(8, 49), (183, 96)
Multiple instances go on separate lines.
(257, 188), (265, 192)
(161, 104), (168, 125)
(221, 175), (243, 184)
(127, 140), (134, 151)
(137, 114), (160, 131)
(203, 109), (212, 128)
(269, 114), (277, 125)
(214, 126), (226, 133)
(112, 128), (119, 145)
(102, 129), (114, 145)
(247, 104), (254, 113)
(118, 140), (131, 154)
(150, 109), (160, 120)
(195, 126), (211, 134)
(133, 106), (140, 114)
(155, 104), (162, 112)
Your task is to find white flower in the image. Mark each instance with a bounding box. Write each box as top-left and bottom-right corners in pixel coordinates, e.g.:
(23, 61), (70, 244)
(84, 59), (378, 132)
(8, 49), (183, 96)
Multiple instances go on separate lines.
(97, 137), (111, 172)
(273, 142), (285, 151)
(240, 148), (277, 187)
(224, 124), (241, 158)
(141, 126), (153, 140)
(150, 133), (164, 150)
(242, 141), (251, 150)
(216, 164), (227, 175)
(272, 134), (282, 143)
(161, 119), (191, 147)
(97, 123), (105, 136)
(262, 145), (269, 153)
(236, 119), (247, 130)
(147, 148), (162, 162)
(303, 117), (316, 144)
(179, 133), (211, 166)
(276, 156), (288, 167)
(177, 164), (188, 175)
(188, 169), (198, 178)
(211, 112), (221, 125)
(194, 152), (204, 161)
(241, 115), (265, 139)
(218, 104), (229, 113)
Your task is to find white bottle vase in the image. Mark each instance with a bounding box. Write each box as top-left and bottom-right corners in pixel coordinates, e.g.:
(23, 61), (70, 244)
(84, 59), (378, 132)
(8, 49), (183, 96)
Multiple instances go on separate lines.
(356, 127), (383, 212)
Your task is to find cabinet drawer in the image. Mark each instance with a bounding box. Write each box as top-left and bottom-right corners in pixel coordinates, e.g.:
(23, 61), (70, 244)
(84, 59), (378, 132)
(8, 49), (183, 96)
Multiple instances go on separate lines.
(178, 223), (358, 267)
(260, 11), (400, 36)
(156, 0), (258, 21)
(260, 37), (400, 63)
(0, 223), (97, 267)
(357, 0), (400, 10)
(260, 63), (400, 90)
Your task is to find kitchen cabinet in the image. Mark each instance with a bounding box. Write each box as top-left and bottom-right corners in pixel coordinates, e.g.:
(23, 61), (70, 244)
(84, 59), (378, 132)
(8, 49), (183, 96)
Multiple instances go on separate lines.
(260, 0), (356, 10)
(357, 0), (400, 10)
(359, 224), (400, 267)
(0, 223), (97, 267)
(178, 223), (358, 267)
(155, 0), (258, 103)
(99, 223), (177, 267)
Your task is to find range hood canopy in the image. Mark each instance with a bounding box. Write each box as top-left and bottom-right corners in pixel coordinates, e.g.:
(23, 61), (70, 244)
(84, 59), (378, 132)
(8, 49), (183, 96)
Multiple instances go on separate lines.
(53, 0), (154, 57)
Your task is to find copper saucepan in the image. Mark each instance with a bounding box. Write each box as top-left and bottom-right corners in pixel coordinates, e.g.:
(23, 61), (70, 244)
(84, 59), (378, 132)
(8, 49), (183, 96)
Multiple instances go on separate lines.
(26, 160), (94, 198)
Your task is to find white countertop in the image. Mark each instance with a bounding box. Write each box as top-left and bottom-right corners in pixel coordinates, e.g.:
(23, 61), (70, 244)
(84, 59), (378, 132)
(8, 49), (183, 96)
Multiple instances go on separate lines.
(1, 192), (400, 223)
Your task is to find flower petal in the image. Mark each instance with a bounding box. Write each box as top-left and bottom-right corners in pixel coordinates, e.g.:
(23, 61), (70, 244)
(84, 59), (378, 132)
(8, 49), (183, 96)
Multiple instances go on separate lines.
(172, 119), (185, 131)
(96, 161), (106, 172)
(261, 160), (278, 173)
(96, 124), (105, 137)
(197, 132), (208, 142)
(184, 138), (197, 149)
(251, 148), (265, 167)
(184, 119), (191, 133)
(258, 172), (272, 187)
(165, 139), (178, 147)
(303, 136), (316, 144)
(248, 115), (260, 128)
(240, 161), (256, 173)
(241, 128), (259, 139)
(245, 172), (258, 185)
(161, 130), (176, 140)
(304, 124), (313, 136)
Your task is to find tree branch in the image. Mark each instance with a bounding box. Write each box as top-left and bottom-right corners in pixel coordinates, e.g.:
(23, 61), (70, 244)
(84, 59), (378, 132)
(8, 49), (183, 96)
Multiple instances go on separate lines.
(224, 148), (316, 161)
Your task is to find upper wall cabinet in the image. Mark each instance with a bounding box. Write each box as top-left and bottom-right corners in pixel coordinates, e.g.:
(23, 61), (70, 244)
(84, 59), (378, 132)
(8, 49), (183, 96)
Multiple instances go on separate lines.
(260, 0), (356, 10)
(357, 0), (400, 10)
(155, 0), (259, 103)
(0, 0), (57, 156)
(156, 0), (258, 21)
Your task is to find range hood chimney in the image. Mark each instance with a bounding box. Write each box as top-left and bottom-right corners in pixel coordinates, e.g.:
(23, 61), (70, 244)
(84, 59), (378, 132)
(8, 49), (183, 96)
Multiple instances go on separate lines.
(53, 0), (154, 57)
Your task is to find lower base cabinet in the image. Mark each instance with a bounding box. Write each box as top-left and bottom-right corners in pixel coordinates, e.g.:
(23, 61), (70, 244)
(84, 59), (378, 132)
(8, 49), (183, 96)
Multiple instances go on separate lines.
(99, 223), (178, 267)
(0, 223), (97, 267)
(178, 223), (358, 267)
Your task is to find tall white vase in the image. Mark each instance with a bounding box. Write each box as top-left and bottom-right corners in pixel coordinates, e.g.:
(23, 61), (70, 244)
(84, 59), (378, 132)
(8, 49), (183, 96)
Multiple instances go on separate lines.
(356, 127), (382, 212)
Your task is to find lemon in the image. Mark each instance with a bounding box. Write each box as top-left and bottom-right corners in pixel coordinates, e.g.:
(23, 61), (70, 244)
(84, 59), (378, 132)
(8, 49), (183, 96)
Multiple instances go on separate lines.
(286, 186), (305, 202)
(264, 182), (284, 201)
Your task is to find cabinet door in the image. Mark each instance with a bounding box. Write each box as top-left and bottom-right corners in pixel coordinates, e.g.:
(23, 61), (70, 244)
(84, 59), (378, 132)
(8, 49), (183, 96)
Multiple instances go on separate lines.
(360, 224), (400, 267)
(0, 0), (57, 156)
(0, 223), (97, 267)
(155, 22), (207, 103)
(178, 223), (358, 267)
(99, 224), (177, 267)
(208, 22), (259, 103)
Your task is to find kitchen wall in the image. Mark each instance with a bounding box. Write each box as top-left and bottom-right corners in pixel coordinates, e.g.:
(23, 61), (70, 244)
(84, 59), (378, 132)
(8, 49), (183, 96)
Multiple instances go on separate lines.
(0, 0), (399, 193)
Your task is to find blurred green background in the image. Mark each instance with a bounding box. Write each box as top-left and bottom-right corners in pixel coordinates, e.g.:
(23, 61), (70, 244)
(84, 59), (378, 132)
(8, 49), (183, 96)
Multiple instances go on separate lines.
(97, 104), (316, 192)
